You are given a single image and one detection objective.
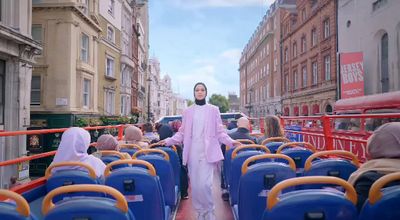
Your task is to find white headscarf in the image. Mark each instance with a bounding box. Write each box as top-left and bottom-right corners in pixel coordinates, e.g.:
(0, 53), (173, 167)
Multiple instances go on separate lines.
(51, 127), (106, 177)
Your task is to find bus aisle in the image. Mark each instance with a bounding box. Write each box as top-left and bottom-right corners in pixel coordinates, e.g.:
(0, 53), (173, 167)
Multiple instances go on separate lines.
(175, 171), (234, 220)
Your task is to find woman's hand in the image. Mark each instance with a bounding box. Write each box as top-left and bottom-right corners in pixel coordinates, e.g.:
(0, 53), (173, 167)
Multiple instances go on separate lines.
(232, 140), (242, 148)
(157, 140), (166, 146)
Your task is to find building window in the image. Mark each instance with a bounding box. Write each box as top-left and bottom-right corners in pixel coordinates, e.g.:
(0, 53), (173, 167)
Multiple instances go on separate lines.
(121, 95), (130, 116)
(301, 36), (307, 53)
(108, 0), (115, 16)
(82, 0), (89, 15)
(105, 90), (115, 115)
(302, 9), (306, 21)
(284, 47), (289, 63)
(293, 42), (297, 57)
(312, 61), (318, 85)
(107, 26), (114, 43)
(31, 76), (41, 105)
(373, 0), (388, 11)
(80, 33), (89, 63)
(293, 70), (298, 90)
(106, 56), (114, 77)
(284, 73), (289, 93)
(0, 60), (5, 125)
(324, 55), (331, 81)
(31, 25), (42, 43)
(311, 28), (317, 46)
(83, 79), (90, 108)
(324, 19), (330, 39)
(273, 58), (277, 71)
(381, 33), (389, 92)
(302, 66), (307, 88)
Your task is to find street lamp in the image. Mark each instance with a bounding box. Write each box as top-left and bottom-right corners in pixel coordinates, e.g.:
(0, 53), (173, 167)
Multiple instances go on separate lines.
(147, 77), (152, 122)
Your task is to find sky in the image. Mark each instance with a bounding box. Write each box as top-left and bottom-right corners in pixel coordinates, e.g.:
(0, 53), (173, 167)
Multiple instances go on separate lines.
(149, 0), (274, 100)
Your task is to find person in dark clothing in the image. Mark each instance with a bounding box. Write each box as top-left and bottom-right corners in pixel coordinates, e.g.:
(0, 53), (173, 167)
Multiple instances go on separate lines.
(221, 117), (256, 200)
(348, 122), (400, 211)
(227, 114), (242, 131)
(157, 124), (189, 200)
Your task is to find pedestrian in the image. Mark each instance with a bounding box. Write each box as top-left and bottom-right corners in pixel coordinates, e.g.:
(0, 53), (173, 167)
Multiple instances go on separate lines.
(159, 82), (241, 220)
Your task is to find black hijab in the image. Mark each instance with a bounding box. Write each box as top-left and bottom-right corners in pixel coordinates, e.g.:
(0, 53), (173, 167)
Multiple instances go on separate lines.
(193, 82), (207, 106)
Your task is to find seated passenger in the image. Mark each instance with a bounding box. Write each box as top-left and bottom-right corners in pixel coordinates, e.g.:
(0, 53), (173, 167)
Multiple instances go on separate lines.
(257, 115), (285, 144)
(121, 125), (149, 148)
(348, 122), (400, 211)
(96, 134), (131, 159)
(143, 122), (160, 143)
(51, 127), (106, 178)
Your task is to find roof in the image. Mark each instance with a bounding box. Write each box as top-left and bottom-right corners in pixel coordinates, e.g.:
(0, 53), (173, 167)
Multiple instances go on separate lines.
(334, 91), (400, 113)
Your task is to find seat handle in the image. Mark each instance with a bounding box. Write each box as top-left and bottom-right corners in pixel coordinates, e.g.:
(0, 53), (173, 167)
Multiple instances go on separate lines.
(261, 137), (290, 145)
(104, 159), (156, 177)
(0, 189), (30, 217)
(369, 172), (400, 204)
(242, 154), (296, 174)
(304, 150), (360, 171)
(45, 161), (97, 179)
(42, 184), (128, 215)
(232, 144), (270, 159)
(132, 149), (170, 161)
(267, 176), (357, 210)
(99, 150), (126, 159)
(149, 143), (178, 152)
(276, 142), (316, 154)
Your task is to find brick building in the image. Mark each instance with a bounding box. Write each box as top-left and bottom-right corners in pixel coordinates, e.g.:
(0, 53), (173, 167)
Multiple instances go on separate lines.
(239, 1), (296, 117)
(281, 0), (337, 116)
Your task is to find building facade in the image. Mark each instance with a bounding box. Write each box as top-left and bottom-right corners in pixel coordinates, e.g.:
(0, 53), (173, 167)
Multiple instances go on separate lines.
(120, 0), (134, 116)
(98, 0), (122, 116)
(281, 0), (337, 116)
(338, 0), (400, 95)
(228, 92), (240, 112)
(137, 0), (149, 122)
(0, 0), (41, 188)
(240, 1), (295, 117)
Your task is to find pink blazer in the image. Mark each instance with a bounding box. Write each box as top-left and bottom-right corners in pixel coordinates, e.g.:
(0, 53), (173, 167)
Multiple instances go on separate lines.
(165, 104), (235, 165)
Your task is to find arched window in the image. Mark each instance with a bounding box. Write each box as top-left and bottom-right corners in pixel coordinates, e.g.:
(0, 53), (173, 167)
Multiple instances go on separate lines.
(325, 104), (332, 113)
(381, 33), (389, 92)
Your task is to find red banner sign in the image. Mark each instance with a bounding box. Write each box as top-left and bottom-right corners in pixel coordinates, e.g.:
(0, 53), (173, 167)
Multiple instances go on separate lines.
(340, 52), (364, 99)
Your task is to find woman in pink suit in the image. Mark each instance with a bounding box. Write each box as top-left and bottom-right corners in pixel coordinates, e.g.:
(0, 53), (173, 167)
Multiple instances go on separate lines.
(160, 82), (241, 220)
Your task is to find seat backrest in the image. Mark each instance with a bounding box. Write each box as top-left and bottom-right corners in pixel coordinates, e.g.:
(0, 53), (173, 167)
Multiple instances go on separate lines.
(229, 150), (264, 205)
(265, 142), (284, 153)
(151, 146), (181, 190)
(262, 176), (358, 220)
(45, 162), (102, 203)
(0, 189), (37, 220)
(135, 154), (176, 208)
(101, 155), (128, 170)
(238, 162), (296, 220)
(359, 172), (400, 220)
(303, 159), (358, 189)
(119, 148), (139, 156)
(42, 185), (135, 220)
(105, 167), (165, 220)
(281, 147), (313, 169)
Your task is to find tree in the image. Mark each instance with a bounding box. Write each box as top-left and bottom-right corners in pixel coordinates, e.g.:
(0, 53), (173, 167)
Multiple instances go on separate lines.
(187, 99), (194, 106)
(208, 94), (230, 113)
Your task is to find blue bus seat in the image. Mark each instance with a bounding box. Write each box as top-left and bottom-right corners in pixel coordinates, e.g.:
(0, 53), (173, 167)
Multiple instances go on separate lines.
(133, 149), (177, 209)
(149, 144), (181, 190)
(100, 150), (129, 170)
(262, 176), (358, 220)
(359, 172), (400, 220)
(42, 184), (135, 220)
(45, 162), (102, 202)
(238, 154), (296, 220)
(104, 159), (168, 220)
(0, 189), (38, 220)
(118, 144), (142, 156)
(302, 150), (360, 189)
(260, 137), (290, 153)
(229, 144), (270, 205)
